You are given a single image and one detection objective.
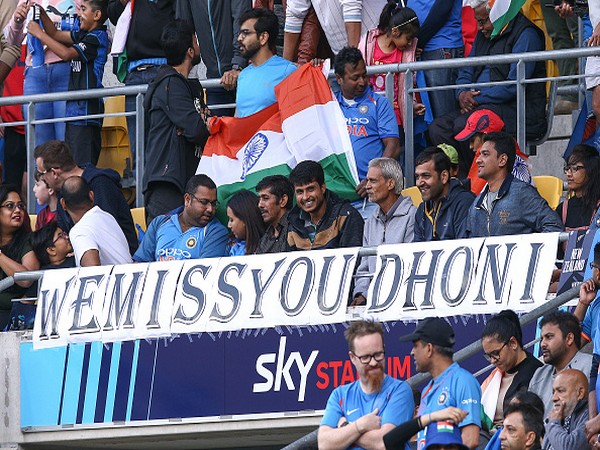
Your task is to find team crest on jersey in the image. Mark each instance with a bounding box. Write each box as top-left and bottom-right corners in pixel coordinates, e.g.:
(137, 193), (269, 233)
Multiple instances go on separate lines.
(359, 105), (369, 114)
(241, 133), (268, 180)
(437, 390), (448, 405)
(186, 237), (197, 248)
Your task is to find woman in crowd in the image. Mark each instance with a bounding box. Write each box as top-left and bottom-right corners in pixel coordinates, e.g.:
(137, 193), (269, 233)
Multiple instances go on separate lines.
(0, 184), (40, 329)
(226, 190), (266, 256)
(479, 310), (542, 446)
(557, 143), (600, 230)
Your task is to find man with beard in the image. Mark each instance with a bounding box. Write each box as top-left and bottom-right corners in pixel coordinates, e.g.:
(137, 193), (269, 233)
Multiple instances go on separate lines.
(286, 160), (364, 250)
(318, 320), (414, 450)
(143, 19), (210, 224)
(401, 317), (481, 449)
(413, 147), (475, 242)
(235, 8), (297, 118)
(529, 311), (592, 416)
(541, 369), (589, 450)
(133, 175), (229, 262)
(256, 175), (294, 254)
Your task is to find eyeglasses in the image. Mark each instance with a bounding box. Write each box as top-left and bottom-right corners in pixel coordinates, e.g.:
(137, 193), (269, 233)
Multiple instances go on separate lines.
(564, 165), (585, 174)
(1, 202), (26, 211)
(52, 231), (69, 245)
(483, 341), (509, 362)
(238, 29), (258, 38)
(189, 193), (218, 208)
(590, 262), (600, 270)
(352, 350), (385, 364)
(475, 16), (490, 26)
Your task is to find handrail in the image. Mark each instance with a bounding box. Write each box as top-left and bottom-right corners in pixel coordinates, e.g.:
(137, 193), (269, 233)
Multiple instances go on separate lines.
(3, 45), (596, 208)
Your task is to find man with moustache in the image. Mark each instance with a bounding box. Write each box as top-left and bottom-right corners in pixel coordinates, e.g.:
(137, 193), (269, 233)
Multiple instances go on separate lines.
(529, 311), (592, 416)
(318, 320), (414, 450)
(256, 175), (294, 254)
(351, 157), (415, 306)
(401, 317), (482, 449)
(235, 8), (297, 118)
(143, 19), (210, 223)
(541, 369), (589, 450)
(413, 147), (475, 242)
(286, 160), (364, 251)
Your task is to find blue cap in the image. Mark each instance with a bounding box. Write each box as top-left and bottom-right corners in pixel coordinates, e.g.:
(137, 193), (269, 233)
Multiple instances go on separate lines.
(424, 421), (468, 450)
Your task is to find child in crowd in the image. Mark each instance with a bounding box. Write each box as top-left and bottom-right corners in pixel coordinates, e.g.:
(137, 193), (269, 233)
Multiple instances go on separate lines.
(360, 2), (425, 129)
(27, 0), (109, 166)
(33, 172), (57, 230)
(226, 190), (266, 256)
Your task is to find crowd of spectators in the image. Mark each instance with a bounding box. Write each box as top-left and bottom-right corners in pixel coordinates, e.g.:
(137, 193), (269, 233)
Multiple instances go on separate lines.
(0, 1), (600, 448)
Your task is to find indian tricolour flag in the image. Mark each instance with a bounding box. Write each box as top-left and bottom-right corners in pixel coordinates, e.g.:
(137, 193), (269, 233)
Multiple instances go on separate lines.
(489, 0), (526, 38)
(197, 62), (359, 219)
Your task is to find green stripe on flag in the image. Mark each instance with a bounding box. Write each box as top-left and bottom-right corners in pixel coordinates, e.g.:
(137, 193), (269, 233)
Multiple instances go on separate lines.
(490, 0), (526, 38)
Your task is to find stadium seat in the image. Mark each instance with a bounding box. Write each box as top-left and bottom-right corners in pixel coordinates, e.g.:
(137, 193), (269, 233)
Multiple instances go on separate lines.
(401, 186), (422, 207)
(131, 207), (147, 235)
(532, 175), (563, 209)
(29, 214), (37, 230)
(98, 96), (132, 181)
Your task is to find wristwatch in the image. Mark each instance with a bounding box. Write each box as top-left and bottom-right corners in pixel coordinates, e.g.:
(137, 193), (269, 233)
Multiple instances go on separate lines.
(231, 63), (242, 71)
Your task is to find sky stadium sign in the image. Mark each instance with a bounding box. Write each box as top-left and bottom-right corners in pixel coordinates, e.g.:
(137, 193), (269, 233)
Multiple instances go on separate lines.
(32, 233), (559, 349)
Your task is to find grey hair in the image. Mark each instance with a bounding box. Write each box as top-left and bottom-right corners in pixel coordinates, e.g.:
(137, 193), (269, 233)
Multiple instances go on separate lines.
(469, 0), (490, 10)
(368, 157), (404, 194)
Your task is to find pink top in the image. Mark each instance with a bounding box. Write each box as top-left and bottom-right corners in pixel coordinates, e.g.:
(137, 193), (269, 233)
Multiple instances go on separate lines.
(370, 40), (403, 124)
(4, 0), (80, 66)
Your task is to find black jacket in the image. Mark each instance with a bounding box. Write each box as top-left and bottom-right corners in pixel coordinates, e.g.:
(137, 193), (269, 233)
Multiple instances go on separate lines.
(57, 165), (138, 255)
(107, 0), (175, 62)
(287, 191), (364, 251)
(143, 65), (209, 195)
(414, 179), (475, 242)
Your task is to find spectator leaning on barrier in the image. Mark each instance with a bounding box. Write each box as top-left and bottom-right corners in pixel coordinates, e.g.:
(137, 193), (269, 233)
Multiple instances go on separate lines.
(133, 174), (229, 262)
(334, 46), (401, 219)
(529, 311), (592, 417)
(400, 317), (482, 449)
(107, 0), (175, 175)
(235, 8), (296, 118)
(256, 175), (294, 254)
(541, 369), (589, 450)
(352, 157), (415, 306)
(26, 0), (109, 167)
(413, 147), (475, 242)
(286, 160), (364, 251)
(61, 176), (132, 267)
(499, 403), (544, 450)
(142, 19), (210, 225)
(318, 320), (415, 450)
(465, 132), (564, 237)
(176, 0), (251, 117)
(428, 0), (547, 178)
(34, 140), (138, 255)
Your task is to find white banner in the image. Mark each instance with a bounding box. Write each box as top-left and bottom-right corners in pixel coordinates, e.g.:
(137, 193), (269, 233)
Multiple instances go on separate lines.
(31, 234), (559, 349)
(33, 248), (359, 348)
(364, 233), (559, 321)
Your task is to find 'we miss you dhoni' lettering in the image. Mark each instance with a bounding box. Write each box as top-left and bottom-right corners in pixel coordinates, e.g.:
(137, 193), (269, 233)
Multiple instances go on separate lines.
(32, 234), (559, 349)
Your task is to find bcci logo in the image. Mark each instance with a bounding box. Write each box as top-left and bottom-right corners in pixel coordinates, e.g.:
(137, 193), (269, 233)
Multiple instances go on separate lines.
(186, 237), (197, 248)
(241, 133), (268, 180)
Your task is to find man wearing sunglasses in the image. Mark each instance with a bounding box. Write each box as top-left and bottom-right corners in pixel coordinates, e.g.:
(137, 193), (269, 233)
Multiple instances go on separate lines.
(318, 320), (414, 450)
(133, 174), (228, 262)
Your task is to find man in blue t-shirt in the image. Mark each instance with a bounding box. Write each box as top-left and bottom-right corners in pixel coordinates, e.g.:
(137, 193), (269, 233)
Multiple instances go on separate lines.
(235, 8), (296, 118)
(333, 47), (400, 217)
(133, 174), (229, 262)
(400, 317), (482, 449)
(318, 320), (414, 450)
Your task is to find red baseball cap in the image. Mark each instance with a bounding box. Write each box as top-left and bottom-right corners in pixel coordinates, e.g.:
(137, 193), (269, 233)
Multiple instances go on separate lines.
(454, 109), (505, 141)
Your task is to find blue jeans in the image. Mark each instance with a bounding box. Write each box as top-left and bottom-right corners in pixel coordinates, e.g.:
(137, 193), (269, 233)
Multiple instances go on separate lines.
(125, 66), (160, 175)
(420, 47), (464, 118)
(23, 62), (70, 146)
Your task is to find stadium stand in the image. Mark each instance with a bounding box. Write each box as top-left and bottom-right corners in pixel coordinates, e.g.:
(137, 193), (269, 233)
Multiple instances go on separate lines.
(533, 175), (564, 209)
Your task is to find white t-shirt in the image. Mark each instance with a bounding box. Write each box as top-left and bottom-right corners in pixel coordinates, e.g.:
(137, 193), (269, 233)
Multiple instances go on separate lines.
(70, 206), (132, 266)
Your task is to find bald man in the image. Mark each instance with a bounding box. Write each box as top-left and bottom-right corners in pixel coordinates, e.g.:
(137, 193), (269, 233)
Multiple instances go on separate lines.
(542, 369), (589, 450)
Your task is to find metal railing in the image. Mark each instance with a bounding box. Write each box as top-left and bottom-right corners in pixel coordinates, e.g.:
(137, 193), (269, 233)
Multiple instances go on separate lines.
(0, 46), (598, 209)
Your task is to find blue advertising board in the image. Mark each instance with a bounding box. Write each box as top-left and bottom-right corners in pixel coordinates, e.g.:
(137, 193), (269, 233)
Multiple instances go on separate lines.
(20, 318), (539, 428)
